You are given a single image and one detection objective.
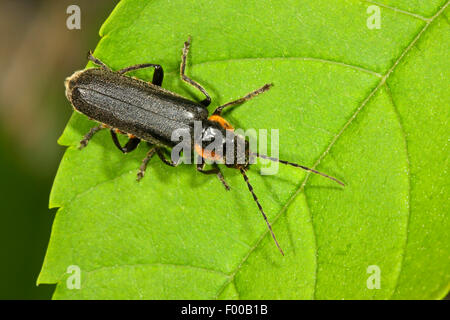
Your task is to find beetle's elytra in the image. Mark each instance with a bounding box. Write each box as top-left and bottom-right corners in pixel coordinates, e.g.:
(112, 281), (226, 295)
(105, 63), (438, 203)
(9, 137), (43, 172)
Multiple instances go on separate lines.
(65, 37), (344, 255)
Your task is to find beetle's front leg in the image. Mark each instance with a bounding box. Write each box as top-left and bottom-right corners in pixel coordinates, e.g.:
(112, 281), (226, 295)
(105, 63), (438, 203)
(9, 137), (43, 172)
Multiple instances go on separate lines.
(213, 83), (272, 116)
(196, 156), (230, 190)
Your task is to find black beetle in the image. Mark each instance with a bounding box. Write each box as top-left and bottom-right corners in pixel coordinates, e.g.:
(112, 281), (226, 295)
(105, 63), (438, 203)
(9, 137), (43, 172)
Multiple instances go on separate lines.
(64, 37), (344, 255)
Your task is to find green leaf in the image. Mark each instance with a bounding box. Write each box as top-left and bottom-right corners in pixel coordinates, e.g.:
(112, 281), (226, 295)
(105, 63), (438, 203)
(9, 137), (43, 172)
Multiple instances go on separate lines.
(39, 0), (449, 299)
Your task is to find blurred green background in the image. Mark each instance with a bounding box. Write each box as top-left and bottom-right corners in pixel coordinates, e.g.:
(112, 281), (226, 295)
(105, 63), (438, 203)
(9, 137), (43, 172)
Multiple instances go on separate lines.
(0, 0), (118, 299)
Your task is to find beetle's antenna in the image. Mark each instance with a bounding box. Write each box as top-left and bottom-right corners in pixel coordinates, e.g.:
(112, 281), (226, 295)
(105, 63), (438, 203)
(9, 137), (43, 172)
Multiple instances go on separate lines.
(251, 152), (345, 186)
(239, 168), (284, 256)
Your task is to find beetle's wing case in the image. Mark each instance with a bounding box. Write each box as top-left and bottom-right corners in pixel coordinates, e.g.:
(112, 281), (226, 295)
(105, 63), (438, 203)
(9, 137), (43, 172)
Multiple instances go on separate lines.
(65, 68), (209, 146)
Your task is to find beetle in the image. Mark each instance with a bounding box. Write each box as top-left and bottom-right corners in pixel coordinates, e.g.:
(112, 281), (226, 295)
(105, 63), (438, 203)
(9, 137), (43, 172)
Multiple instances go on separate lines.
(64, 37), (344, 255)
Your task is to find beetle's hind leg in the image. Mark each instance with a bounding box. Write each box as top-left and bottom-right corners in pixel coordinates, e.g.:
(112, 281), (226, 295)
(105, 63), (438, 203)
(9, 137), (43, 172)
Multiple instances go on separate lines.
(79, 124), (106, 149)
(118, 63), (164, 86)
(110, 130), (141, 153)
(213, 83), (273, 115)
(180, 37), (211, 107)
(137, 146), (157, 181)
(196, 156), (230, 190)
(87, 51), (110, 70)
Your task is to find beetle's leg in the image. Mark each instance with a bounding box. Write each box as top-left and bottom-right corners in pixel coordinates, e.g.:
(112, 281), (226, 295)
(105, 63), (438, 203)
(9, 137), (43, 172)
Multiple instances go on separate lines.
(137, 146), (157, 181)
(87, 51), (110, 70)
(79, 124), (106, 149)
(118, 64), (164, 86)
(180, 37), (211, 107)
(110, 130), (141, 153)
(196, 156), (230, 190)
(122, 137), (141, 153)
(213, 83), (273, 116)
(156, 148), (180, 167)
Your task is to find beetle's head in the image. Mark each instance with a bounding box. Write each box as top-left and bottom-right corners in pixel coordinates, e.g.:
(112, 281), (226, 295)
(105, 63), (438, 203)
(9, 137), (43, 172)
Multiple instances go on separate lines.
(223, 132), (252, 169)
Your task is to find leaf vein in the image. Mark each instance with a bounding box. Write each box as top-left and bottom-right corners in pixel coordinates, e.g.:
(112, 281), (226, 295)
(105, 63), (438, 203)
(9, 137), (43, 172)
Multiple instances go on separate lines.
(83, 261), (230, 278)
(384, 83), (412, 299)
(364, 0), (431, 21)
(164, 56), (383, 78)
(303, 194), (318, 300)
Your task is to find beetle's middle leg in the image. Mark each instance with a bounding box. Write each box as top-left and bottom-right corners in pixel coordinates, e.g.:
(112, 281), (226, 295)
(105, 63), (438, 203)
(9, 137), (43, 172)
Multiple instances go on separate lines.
(137, 147), (179, 181)
(180, 37), (211, 107)
(110, 130), (141, 153)
(156, 148), (180, 167)
(213, 83), (273, 116)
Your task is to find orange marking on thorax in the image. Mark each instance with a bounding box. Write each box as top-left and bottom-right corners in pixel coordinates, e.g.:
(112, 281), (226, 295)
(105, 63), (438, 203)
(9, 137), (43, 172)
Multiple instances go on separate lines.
(194, 144), (223, 161)
(208, 115), (234, 130)
(195, 115), (233, 161)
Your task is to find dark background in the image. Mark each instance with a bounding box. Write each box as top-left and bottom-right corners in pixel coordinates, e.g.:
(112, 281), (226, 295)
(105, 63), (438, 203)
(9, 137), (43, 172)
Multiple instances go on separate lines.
(0, 0), (119, 299)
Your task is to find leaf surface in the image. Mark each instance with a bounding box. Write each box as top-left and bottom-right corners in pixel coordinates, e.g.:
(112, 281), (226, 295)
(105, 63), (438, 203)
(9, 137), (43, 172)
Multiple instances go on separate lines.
(39, 0), (450, 299)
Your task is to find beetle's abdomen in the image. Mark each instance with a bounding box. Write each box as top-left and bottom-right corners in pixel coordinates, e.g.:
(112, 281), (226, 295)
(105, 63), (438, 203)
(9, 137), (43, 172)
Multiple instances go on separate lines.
(66, 68), (209, 146)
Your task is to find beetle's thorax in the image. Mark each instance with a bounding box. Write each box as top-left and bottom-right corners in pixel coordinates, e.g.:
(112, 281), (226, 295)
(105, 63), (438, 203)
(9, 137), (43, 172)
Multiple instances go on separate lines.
(195, 120), (251, 168)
